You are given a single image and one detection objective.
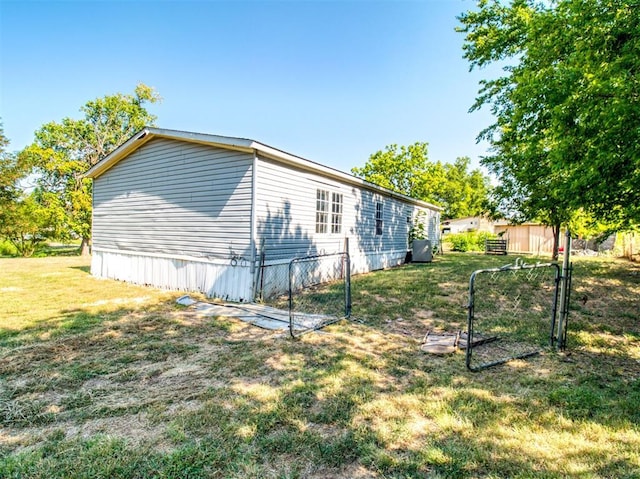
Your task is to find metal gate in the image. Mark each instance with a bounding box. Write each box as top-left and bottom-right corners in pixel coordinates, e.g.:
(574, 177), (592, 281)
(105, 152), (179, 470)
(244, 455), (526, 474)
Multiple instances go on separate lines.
(287, 252), (351, 338)
(466, 258), (562, 371)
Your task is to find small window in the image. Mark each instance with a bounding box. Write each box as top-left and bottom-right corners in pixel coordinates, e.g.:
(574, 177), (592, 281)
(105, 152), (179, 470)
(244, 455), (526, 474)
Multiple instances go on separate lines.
(316, 189), (329, 234)
(331, 193), (343, 234)
(375, 201), (383, 236)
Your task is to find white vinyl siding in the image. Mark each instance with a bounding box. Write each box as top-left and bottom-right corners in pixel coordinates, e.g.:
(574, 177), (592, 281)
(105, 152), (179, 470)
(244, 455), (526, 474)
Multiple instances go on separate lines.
(254, 157), (339, 262)
(90, 132), (441, 300)
(92, 138), (253, 260)
(254, 155), (438, 263)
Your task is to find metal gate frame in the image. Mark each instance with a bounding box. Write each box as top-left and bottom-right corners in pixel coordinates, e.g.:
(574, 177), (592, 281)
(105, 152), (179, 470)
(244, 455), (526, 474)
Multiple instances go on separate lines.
(466, 259), (561, 371)
(288, 252), (351, 338)
(556, 262), (573, 350)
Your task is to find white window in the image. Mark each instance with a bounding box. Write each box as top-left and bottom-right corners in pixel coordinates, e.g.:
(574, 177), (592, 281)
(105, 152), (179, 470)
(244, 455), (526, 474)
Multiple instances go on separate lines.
(316, 189), (329, 234)
(331, 193), (343, 234)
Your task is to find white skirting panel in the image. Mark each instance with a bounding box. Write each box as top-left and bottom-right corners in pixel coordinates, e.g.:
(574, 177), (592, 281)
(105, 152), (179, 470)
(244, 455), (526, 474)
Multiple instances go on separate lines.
(349, 249), (407, 275)
(91, 249), (254, 302)
(257, 249), (408, 299)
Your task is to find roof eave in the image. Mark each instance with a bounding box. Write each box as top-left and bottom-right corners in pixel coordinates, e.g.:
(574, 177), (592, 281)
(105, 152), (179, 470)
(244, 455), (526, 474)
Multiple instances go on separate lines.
(253, 143), (442, 211)
(84, 127), (257, 179)
(85, 127), (443, 212)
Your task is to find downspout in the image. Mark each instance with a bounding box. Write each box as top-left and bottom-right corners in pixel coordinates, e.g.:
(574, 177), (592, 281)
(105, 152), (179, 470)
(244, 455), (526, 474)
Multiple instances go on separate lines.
(250, 150), (259, 300)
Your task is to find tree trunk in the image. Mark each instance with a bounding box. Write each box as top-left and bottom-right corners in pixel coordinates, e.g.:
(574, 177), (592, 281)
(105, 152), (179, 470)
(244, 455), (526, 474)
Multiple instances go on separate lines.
(551, 223), (561, 261)
(79, 237), (91, 256)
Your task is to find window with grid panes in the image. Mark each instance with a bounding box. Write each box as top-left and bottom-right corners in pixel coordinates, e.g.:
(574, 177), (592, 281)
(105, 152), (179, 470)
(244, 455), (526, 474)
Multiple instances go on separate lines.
(331, 193), (343, 234)
(316, 189), (329, 233)
(375, 201), (383, 235)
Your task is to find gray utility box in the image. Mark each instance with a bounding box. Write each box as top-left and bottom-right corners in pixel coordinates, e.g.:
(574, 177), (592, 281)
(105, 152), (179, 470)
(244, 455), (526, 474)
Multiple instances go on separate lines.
(412, 239), (433, 263)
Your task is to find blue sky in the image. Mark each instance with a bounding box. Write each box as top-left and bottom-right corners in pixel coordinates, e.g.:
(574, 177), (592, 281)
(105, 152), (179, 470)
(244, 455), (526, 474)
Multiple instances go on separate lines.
(1, 0), (493, 173)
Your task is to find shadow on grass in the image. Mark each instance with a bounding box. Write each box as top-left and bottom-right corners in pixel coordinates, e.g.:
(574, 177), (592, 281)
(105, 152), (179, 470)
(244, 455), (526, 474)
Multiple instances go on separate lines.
(0, 306), (125, 347)
(69, 265), (91, 273)
(0, 253), (639, 477)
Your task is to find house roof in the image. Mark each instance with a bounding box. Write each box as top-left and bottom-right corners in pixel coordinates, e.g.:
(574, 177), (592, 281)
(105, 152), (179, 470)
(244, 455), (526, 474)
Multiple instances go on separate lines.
(492, 220), (545, 227)
(441, 216), (484, 224)
(85, 127), (442, 211)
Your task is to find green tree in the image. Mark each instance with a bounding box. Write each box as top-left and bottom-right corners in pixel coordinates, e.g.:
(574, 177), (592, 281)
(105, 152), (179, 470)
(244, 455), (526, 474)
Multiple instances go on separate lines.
(458, 0), (640, 258)
(440, 157), (492, 219)
(0, 122), (20, 205)
(0, 193), (54, 257)
(351, 143), (435, 199)
(19, 84), (161, 255)
(0, 122), (55, 256)
(351, 142), (492, 219)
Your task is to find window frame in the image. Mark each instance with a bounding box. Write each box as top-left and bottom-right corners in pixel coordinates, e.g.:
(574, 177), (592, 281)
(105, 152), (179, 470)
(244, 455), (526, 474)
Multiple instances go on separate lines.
(331, 192), (343, 234)
(315, 189), (329, 234)
(375, 200), (383, 236)
(315, 189), (345, 235)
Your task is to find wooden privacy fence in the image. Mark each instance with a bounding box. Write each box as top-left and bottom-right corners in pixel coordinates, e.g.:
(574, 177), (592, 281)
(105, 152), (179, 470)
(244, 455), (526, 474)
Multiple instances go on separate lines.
(615, 232), (639, 260)
(496, 226), (637, 259)
(494, 224), (565, 255)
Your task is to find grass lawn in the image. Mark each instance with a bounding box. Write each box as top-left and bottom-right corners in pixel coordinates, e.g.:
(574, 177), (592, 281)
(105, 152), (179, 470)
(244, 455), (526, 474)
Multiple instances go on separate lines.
(0, 253), (639, 478)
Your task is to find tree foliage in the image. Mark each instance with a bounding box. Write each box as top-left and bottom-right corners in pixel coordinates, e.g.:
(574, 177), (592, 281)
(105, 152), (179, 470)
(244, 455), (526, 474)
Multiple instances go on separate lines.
(0, 122), (55, 256)
(0, 194), (55, 257)
(439, 157), (492, 219)
(0, 123), (20, 205)
(18, 84), (161, 254)
(351, 142), (492, 219)
(351, 143), (434, 199)
(458, 0), (640, 236)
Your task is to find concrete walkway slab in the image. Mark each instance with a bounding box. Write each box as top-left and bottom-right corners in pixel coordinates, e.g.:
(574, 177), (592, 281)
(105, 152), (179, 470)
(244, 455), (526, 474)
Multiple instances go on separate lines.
(182, 297), (337, 332)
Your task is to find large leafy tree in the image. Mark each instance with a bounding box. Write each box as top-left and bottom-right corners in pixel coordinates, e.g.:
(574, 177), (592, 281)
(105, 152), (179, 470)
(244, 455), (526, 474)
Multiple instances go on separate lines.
(458, 0), (640, 257)
(19, 84), (161, 255)
(351, 143), (436, 200)
(0, 122), (19, 205)
(0, 122), (55, 256)
(440, 157), (492, 219)
(351, 142), (492, 219)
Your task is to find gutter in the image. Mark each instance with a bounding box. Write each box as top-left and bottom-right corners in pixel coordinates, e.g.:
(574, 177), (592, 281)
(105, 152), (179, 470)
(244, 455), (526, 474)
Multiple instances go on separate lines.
(85, 126), (443, 212)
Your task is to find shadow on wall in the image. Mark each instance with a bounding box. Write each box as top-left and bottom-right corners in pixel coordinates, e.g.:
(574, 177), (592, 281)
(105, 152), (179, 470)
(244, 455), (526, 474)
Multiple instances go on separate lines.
(256, 200), (318, 299)
(351, 191), (411, 274)
(255, 195), (435, 300)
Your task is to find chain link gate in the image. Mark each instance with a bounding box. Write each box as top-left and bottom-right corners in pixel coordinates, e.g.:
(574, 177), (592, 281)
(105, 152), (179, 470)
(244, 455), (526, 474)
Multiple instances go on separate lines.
(282, 252), (351, 338)
(466, 259), (562, 371)
(288, 252), (351, 338)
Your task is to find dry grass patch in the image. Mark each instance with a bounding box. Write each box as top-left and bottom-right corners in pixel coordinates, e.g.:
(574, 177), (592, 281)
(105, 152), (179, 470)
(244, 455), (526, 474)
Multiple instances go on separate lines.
(0, 254), (639, 478)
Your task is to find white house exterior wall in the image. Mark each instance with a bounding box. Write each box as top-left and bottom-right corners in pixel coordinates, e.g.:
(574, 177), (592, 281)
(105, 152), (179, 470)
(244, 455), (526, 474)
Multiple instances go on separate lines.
(88, 130), (441, 302)
(91, 138), (255, 301)
(254, 155), (440, 297)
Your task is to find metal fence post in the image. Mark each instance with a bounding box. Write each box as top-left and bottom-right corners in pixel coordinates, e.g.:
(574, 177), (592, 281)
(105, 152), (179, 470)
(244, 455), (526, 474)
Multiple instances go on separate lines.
(556, 229), (572, 350)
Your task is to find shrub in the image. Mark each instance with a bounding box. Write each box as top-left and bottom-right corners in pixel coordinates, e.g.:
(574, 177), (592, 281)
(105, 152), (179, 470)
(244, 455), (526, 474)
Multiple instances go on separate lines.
(0, 239), (17, 257)
(445, 231), (496, 252)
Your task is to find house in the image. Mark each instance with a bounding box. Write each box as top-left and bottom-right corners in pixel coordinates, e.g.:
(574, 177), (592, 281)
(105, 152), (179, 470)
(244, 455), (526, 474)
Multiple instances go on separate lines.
(441, 216), (492, 235)
(85, 128), (442, 302)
